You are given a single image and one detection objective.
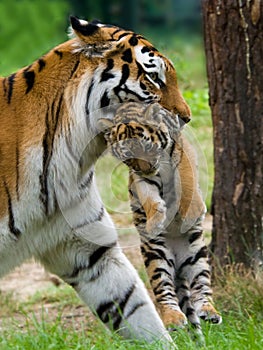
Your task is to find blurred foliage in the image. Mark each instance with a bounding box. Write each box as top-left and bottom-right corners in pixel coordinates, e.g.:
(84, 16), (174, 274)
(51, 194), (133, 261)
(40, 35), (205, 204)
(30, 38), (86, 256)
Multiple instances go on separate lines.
(0, 0), (204, 75)
(69, 0), (202, 34)
(0, 0), (68, 75)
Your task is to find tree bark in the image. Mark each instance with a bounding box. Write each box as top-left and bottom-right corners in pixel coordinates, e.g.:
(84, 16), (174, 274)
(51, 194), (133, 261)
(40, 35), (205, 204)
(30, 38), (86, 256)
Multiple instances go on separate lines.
(202, 0), (263, 269)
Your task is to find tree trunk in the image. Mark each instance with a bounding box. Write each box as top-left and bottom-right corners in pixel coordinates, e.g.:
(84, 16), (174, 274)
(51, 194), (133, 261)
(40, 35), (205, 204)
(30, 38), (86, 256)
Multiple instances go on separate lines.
(202, 0), (263, 269)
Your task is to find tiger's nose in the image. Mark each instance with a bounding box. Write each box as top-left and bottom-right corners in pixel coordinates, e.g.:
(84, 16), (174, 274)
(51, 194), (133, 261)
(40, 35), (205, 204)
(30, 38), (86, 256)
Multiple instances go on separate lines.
(179, 114), (191, 124)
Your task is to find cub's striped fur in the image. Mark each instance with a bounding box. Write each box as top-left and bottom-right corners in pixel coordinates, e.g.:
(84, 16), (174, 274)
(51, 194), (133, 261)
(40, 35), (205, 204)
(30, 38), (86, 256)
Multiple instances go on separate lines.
(101, 102), (222, 332)
(0, 16), (192, 345)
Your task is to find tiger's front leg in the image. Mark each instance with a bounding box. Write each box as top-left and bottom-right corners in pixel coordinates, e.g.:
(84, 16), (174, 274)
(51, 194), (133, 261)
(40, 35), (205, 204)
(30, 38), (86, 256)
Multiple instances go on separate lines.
(37, 215), (172, 345)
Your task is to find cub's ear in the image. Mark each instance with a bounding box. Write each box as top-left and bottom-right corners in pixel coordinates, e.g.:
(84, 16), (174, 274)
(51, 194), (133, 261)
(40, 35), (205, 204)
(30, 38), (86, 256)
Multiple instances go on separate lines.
(97, 118), (114, 133)
(145, 103), (162, 124)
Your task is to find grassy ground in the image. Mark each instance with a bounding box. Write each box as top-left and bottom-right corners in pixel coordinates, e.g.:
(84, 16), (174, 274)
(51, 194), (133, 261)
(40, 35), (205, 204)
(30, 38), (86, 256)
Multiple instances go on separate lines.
(0, 263), (262, 350)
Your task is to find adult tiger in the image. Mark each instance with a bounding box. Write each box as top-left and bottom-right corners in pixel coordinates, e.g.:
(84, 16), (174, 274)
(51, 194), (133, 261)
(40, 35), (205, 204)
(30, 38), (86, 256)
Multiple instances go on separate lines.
(0, 16), (190, 344)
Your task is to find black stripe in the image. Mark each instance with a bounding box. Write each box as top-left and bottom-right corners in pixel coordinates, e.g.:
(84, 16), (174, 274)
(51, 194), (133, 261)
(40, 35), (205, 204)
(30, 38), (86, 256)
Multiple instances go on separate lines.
(15, 139), (20, 200)
(155, 290), (176, 300)
(79, 170), (94, 191)
(177, 283), (189, 290)
(3, 181), (21, 238)
(121, 48), (133, 63)
(96, 301), (114, 323)
(54, 50), (63, 59)
(124, 302), (145, 319)
(151, 267), (172, 281)
(89, 245), (112, 268)
(111, 28), (122, 37)
(54, 94), (64, 123)
(23, 69), (35, 94)
(69, 59), (80, 79)
(100, 59), (115, 82)
(169, 140), (176, 159)
(177, 246), (208, 277)
(39, 110), (50, 215)
(70, 260), (89, 279)
(118, 64), (130, 87)
(7, 73), (16, 104)
(142, 243), (175, 268)
(69, 243), (115, 280)
(151, 273), (162, 281)
(185, 307), (195, 317)
(190, 270), (210, 289)
(179, 295), (190, 309)
(113, 285), (136, 330)
(40, 94), (63, 215)
(141, 46), (151, 53)
(38, 58), (46, 72)
(100, 91), (110, 108)
(117, 32), (130, 40)
(143, 251), (162, 268)
(153, 280), (174, 293)
(189, 231), (203, 244)
(135, 61), (144, 79)
(157, 129), (169, 149)
(128, 35), (138, 46)
(85, 79), (94, 119)
(144, 63), (156, 69)
(140, 81), (147, 90)
(96, 284), (136, 328)
(191, 284), (203, 291)
(74, 206), (105, 229)
(140, 176), (162, 192)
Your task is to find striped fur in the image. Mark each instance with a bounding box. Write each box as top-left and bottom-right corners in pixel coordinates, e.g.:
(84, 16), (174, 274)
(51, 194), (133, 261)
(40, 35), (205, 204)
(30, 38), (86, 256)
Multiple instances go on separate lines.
(102, 102), (222, 332)
(0, 16), (196, 346)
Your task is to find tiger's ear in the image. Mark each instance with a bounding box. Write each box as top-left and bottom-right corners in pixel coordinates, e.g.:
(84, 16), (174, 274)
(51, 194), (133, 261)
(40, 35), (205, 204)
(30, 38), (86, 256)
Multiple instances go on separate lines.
(70, 16), (115, 57)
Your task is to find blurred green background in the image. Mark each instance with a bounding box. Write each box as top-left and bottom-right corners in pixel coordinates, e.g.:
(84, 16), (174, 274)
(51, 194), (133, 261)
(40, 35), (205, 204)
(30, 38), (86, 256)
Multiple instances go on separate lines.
(0, 0), (213, 213)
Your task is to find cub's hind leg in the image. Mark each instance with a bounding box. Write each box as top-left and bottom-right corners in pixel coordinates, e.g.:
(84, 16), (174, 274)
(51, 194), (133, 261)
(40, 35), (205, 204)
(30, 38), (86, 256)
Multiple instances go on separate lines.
(140, 232), (187, 329)
(174, 217), (222, 325)
(129, 173), (187, 329)
(37, 219), (171, 344)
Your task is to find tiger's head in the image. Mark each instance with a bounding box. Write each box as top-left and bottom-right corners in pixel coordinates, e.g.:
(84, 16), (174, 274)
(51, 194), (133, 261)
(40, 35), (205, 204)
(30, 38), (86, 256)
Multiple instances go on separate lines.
(70, 17), (191, 124)
(99, 102), (180, 176)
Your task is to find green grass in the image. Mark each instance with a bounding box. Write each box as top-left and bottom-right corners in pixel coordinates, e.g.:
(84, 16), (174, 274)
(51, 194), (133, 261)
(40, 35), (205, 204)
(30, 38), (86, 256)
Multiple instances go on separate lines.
(1, 270), (262, 349)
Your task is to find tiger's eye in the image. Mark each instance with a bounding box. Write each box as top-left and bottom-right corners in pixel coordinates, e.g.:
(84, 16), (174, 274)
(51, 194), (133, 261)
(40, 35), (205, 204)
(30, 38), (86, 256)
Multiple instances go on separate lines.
(148, 72), (158, 81)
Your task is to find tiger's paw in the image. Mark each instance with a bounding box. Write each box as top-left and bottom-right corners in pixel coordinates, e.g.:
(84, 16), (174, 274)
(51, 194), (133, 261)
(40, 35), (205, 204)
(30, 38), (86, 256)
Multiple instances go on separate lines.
(198, 303), (222, 324)
(146, 201), (166, 236)
(160, 306), (188, 331)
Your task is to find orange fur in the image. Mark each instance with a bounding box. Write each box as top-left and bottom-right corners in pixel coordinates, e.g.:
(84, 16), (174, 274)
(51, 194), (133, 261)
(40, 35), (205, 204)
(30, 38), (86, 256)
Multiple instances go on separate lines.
(178, 136), (206, 219)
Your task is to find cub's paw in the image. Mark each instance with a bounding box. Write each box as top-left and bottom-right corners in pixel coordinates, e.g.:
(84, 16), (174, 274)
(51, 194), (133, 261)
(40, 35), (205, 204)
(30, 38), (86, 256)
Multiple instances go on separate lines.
(146, 200), (166, 236)
(198, 303), (222, 324)
(160, 306), (188, 331)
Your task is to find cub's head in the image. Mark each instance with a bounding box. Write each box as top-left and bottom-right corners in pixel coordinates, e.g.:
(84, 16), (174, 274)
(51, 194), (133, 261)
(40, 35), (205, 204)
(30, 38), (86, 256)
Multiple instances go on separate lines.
(70, 17), (191, 123)
(99, 102), (180, 176)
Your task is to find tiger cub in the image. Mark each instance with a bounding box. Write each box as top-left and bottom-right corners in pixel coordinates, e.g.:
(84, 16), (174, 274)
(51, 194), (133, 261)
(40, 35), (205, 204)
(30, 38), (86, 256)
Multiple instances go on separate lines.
(100, 102), (222, 331)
